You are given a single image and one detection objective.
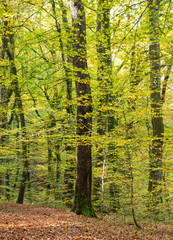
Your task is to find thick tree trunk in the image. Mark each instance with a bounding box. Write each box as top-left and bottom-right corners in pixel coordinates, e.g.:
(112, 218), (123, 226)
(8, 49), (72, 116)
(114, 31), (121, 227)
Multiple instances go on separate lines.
(148, 0), (164, 198)
(70, 0), (95, 217)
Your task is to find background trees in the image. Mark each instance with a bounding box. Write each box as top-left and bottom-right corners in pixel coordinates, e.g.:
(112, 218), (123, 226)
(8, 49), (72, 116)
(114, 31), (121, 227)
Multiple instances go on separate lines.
(0, 0), (172, 223)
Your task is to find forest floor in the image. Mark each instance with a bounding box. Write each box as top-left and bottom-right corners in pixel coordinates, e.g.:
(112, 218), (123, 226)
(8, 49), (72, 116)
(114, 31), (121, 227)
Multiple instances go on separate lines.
(0, 203), (172, 240)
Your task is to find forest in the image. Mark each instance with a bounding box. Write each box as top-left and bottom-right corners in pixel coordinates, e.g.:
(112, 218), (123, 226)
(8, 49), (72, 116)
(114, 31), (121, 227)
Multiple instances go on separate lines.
(0, 0), (173, 230)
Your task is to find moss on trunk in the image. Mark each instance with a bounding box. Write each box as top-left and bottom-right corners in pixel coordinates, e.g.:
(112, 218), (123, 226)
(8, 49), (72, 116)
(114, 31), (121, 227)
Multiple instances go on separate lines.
(73, 187), (96, 218)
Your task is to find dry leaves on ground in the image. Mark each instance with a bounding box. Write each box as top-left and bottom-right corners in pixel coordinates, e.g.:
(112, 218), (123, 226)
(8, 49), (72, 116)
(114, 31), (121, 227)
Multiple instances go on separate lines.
(0, 203), (172, 240)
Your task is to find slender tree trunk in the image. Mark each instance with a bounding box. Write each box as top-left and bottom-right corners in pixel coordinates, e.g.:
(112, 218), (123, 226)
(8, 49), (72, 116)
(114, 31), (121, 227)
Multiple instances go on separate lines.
(70, 0), (95, 217)
(8, 111), (19, 199)
(56, 0), (76, 205)
(148, 0), (164, 198)
(123, 48), (142, 228)
(96, 0), (112, 111)
(0, 2), (29, 204)
(5, 35), (28, 204)
(9, 59), (29, 204)
(0, 8), (11, 196)
(45, 115), (56, 200)
(46, 135), (53, 195)
(0, 36), (7, 197)
(58, 0), (73, 115)
(51, 0), (73, 115)
(0, 39), (7, 144)
(50, 0), (75, 206)
(54, 144), (61, 202)
(95, 0), (118, 212)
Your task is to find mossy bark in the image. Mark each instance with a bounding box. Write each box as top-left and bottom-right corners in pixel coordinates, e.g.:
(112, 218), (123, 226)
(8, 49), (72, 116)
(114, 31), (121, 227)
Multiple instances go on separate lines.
(72, 144), (96, 217)
(74, 186), (96, 217)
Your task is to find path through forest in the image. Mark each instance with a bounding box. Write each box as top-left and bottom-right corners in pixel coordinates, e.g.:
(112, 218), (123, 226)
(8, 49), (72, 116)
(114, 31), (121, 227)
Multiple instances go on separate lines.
(0, 203), (172, 239)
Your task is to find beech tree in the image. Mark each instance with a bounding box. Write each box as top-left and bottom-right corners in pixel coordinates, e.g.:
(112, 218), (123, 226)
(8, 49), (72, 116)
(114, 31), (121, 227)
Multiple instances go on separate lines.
(148, 0), (164, 199)
(70, 0), (95, 217)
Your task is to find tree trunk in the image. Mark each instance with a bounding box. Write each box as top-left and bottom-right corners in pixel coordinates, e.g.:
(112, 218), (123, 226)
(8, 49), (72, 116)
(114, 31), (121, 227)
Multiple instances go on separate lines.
(50, 0), (75, 206)
(0, 35), (7, 197)
(46, 135), (53, 195)
(4, 31), (29, 204)
(148, 0), (164, 198)
(51, 0), (73, 115)
(9, 59), (28, 204)
(70, 0), (95, 217)
(0, 1), (29, 204)
(95, 0), (118, 212)
(0, 8), (11, 197)
(123, 48), (142, 228)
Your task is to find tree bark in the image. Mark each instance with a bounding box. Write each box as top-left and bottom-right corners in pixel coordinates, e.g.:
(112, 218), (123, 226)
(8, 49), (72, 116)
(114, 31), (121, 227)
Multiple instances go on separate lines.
(70, 0), (95, 217)
(148, 0), (164, 198)
(1, 14), (29, 203)
(0, 30), (7, 197)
